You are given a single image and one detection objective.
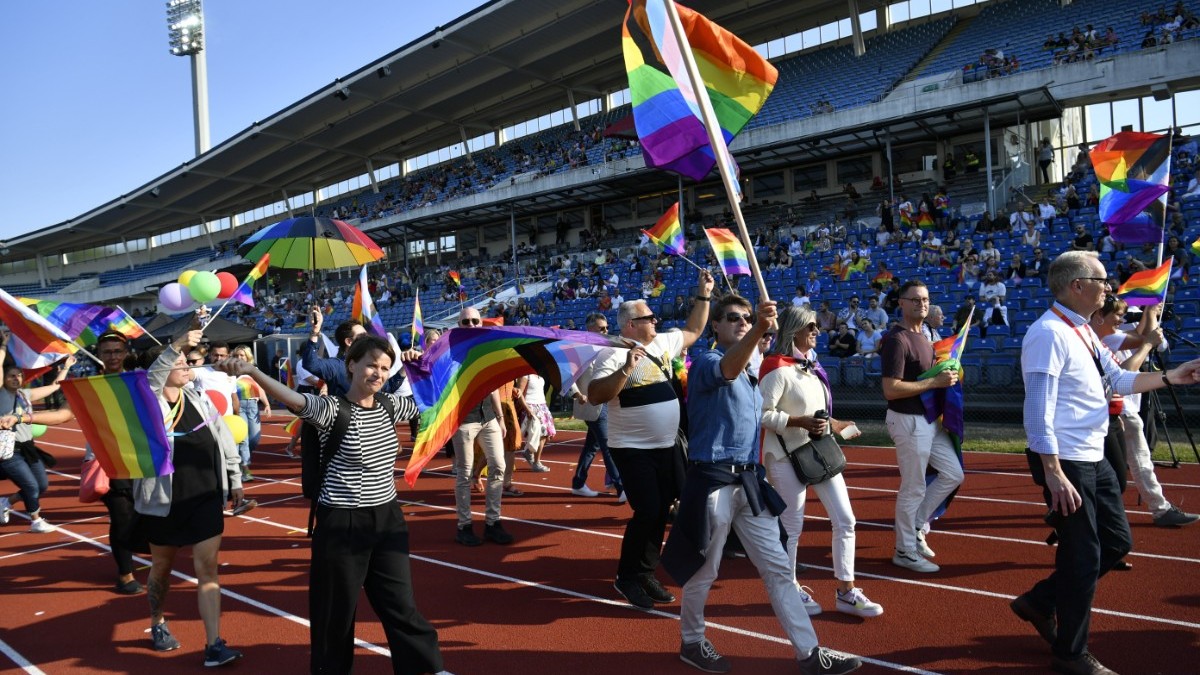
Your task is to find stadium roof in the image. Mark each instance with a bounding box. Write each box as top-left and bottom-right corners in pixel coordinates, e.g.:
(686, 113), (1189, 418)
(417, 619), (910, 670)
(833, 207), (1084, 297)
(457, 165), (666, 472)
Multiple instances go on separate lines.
(6, 0), (857, 260)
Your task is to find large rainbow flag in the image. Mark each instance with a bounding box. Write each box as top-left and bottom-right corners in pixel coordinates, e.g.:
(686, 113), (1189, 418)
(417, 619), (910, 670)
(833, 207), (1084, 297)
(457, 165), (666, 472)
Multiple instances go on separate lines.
(1090, 131), (1172, 244)
(643, 202), (687, 256)
(0, 287), (79, 379)
(402, 326), (618, 485)
(18, 298), (145, 346)
(60, 371), (173, 479)
(622, 0), (776, 187)
(704, 228), (751, 276)
(918, 307), (972, 520)
(230, 254), (270, 307)
(1117, 259), (1172, 306)
(352, 264), (388, 338)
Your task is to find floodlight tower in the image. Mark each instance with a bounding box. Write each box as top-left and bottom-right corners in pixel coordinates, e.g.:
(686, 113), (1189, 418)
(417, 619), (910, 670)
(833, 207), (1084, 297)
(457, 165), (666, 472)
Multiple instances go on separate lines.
(166, 0), (211, 156)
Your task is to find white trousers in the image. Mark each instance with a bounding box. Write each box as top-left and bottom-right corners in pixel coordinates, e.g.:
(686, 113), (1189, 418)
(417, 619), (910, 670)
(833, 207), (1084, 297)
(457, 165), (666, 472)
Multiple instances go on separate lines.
(452, 420), (505, 527)
(680, 483), (819, 657)
(886, 409), (963, 552)
(766, 456), (857, 582)
(1120, 411), (1170, 516)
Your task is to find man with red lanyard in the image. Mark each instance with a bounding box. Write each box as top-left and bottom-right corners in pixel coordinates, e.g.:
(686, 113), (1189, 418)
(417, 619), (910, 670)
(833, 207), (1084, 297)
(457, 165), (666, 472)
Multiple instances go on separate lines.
(1014, 251), (1200, 675)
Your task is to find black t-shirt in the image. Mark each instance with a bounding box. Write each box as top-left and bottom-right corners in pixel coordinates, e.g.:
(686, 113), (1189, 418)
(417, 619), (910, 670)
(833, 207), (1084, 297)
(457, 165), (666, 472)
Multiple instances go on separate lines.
(169, 396), (220, 505)
(880, 326), (935, 415)
(1074, 231), (1093, 249)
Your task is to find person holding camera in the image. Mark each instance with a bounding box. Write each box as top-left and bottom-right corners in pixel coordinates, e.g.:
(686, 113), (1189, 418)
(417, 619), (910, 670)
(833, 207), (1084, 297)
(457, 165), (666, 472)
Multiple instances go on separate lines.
(881, 280), (963, 574)
(760, 305), (882, 618)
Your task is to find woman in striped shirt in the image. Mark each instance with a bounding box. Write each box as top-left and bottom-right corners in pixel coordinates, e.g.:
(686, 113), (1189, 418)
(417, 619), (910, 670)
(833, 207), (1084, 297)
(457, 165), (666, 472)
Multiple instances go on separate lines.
(218, 335), (442, 675)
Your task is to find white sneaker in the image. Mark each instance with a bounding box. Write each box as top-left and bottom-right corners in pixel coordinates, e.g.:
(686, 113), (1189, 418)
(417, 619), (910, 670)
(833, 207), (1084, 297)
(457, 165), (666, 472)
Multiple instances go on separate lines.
(571, 485), (600, 497)
(617, 491), (628, 504)
(892, 549), (939, 573)
(532, 463), (551, 473)
(836, 587), (884, 617)
(915, 529), (936, 558)
(0, 496), (10, 525)
(795, 584), (823, 615)
(29, 518), (56, 534)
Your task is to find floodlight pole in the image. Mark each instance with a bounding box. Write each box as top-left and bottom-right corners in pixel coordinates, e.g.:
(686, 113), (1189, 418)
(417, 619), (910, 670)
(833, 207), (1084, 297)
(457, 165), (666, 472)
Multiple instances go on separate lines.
(191, 48), (212, 155)
(167, 0), (211, 156)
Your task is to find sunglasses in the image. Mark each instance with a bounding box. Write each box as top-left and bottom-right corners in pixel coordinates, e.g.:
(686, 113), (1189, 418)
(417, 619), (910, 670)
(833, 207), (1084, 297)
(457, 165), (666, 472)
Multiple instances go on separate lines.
(722, 312), (753, 324)
(459, 318), (482, 326)
(629, 314), (658, 324)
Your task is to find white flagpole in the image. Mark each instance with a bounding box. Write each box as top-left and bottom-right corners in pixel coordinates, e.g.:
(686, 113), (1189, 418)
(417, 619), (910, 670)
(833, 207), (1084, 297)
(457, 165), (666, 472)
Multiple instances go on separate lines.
(658, 0), (770, 303)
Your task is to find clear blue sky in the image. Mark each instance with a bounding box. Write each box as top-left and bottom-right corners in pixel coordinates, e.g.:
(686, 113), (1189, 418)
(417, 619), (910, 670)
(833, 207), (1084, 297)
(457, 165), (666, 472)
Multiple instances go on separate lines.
(0, 0), (483, 240)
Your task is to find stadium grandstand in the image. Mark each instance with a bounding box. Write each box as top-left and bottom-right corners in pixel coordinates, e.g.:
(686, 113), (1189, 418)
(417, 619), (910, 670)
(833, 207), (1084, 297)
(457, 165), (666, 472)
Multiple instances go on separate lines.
(5, 0), (1200, 422)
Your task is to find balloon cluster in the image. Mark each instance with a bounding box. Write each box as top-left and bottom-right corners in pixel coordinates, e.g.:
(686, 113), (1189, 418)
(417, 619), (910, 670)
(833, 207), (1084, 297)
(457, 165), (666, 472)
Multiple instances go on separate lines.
(158, 270), (239, 312)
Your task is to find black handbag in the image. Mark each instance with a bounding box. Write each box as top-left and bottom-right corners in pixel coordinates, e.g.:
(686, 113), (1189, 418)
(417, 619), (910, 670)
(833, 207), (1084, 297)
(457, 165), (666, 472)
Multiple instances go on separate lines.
(778, 432), (845, 485)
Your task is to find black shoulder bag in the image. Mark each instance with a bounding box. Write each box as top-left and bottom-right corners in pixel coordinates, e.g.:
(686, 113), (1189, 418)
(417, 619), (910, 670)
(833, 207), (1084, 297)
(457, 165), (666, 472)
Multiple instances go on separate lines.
(775, 378), (845, 485)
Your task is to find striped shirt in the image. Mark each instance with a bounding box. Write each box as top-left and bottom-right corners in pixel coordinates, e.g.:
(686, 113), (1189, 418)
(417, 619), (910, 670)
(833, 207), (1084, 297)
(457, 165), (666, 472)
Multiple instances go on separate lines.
(298, 393), (420, 508)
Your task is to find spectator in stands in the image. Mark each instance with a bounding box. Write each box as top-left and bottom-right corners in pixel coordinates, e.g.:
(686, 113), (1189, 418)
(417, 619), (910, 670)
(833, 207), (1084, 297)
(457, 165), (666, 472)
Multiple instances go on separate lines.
(805, 271), (822, 301)
(979, 272), (1007, 303)
(837, 296), (863, 331)
(856, 319), (882, 359)
(1022, 220), (1043, 249)
(791, 285), (812, 309)
(1071, 223), (1094, 251)
(816, 301), (838, 337)
(1006, 253), (1028, 286)
(963, 149), (980, 173)
(1183, 168), (1200, 198)
(828, 323), (857, 358)
(982, 295), (1009, 332)
(922, 305), (945, 342)
(862, 296), (889, 331)
(954, 296), (982, 335)
(961, 255), (981, 289)
(979, 239), (1001, 266)
(1037, 138), (1055, 183)
(1038, 196), (1059, 230)
(777, 248), (793, 270)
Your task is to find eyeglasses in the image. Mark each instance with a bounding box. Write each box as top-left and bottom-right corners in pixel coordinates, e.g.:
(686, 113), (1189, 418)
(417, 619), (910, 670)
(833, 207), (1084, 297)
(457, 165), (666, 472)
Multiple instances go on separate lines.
(760, 333), (776, 340)
(900, 297), (931, 304)
(459, 318), (482, 326)
(629, 314), (658, 324)
(1075, 277), (1112, 286)
(722, 312), (753, 324)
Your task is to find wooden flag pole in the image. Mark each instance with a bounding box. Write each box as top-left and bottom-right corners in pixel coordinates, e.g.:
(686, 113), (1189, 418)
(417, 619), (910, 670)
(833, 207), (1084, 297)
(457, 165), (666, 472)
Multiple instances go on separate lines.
(659, 0), (770, 303)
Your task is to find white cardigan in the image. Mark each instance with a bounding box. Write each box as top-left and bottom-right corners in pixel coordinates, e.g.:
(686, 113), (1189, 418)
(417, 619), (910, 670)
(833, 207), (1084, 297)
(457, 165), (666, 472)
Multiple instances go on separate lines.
(760, 356), (829, 464)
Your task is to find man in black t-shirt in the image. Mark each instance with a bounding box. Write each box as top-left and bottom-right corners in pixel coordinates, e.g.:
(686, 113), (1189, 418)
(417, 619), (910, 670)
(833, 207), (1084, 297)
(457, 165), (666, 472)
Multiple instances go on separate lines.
(1071, 224), (1094, 251)
(880, 280), (963, 574)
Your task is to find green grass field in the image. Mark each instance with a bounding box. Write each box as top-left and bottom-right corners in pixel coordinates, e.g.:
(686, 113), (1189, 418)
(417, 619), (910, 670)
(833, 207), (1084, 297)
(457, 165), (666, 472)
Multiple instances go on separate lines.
(553, 416), (1198, 464)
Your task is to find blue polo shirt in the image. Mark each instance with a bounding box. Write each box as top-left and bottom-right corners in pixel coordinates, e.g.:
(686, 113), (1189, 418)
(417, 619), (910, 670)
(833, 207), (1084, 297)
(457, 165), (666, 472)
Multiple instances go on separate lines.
(686, 347), (762, 464)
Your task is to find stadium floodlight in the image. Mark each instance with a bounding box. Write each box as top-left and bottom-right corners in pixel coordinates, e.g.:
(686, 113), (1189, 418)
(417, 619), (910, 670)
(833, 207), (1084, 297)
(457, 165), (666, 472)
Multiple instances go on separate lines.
(165, 0), (211, 155)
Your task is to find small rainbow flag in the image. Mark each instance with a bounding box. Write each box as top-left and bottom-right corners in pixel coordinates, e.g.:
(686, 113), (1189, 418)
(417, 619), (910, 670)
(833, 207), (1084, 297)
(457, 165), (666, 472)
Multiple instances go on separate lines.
(643, 202), (687, 256)
(60, 371), (173, 479)
(412, 290), (425, 349)
(230, 254), (270, 307)
(352, 265), (388, 338)
(279, 358), (294, 389)
(0, 287), (79, 379)
(899, 204), (914, 228)
(916, 210), (935, 230)
(704, 228), (751, 276)
(448, 270), (462, 288)
(1191, 236), (1200, 257)
(873, 270), (895, 287)
(19, 298), (145, 346)
(1117, 259), (1172, 306)
(402, 325), (618, 485)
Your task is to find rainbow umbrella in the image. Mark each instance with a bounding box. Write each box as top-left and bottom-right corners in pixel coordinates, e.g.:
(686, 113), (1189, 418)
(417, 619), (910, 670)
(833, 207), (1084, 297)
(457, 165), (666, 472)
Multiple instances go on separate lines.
(238, 217), (385, 270)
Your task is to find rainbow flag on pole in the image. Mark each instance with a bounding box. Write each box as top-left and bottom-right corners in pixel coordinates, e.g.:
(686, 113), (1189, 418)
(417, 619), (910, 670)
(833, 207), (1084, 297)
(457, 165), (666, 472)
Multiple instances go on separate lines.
(622, 0), (776, 187)
(18, 298), (145, 346)
(230, 254), (270, 307)
(60, 371), (173, 479)
(1117, 259), (1172, 306)
(704, 228), (751, 276)
(402, 325), (618, 485)
(0, 287), (79, 379)
(642, 202), (687, 256)
(918, 307), (972, 520)
(411, 290), (425, 350)
(352, 265), (388, 338)
(1090, 131), (1172, 244)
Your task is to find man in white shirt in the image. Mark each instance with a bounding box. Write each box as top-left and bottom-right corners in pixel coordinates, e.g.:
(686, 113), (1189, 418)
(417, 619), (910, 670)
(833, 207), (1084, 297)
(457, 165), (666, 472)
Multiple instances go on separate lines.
(1038, 198), (1058, 230)
(978, 273), (1007, 302)
(791, 285), (811, 308)
(1013, 251), (1200, 675)
(589, 269), (714, 610)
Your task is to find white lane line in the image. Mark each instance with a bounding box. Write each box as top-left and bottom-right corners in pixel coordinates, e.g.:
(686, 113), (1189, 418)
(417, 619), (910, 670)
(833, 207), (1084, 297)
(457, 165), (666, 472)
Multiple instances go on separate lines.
(0, 636), (46, 675)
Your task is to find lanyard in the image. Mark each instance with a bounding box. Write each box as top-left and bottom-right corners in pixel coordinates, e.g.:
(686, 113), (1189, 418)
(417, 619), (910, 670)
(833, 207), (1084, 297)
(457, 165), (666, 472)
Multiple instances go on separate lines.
(164, 395), (218, 437)
(1050, 306), (1112, 396)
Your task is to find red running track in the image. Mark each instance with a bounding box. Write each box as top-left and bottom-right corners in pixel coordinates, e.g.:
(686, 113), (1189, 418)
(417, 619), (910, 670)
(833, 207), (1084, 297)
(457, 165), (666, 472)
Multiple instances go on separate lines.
(1, 420), (1197, 674)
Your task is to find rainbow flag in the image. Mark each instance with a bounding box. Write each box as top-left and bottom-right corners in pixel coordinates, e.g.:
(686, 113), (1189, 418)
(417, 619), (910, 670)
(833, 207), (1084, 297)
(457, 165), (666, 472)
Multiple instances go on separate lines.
(60, 371), (173, 479)
(873, 270), (895, 287)
(1191, 236), (1200, 257)
(18, 298), (146, 346)
(412, 290), (425, 349)
(352, 265), (388, 338)
(1117, 259), (1171, 306)
(643, 202), (687, 256)
(279, 358), (294, 389)
(918, 307), (972, 520)
(230, 254), (270, 307)
(840, 258), (867, 281)
(916, 210), (935, 230)
(0, 287), (79, 379)
(1090, 131), (1171, 244)
(899, 203), (914, 228)
(402, 325), (618, 485)
(448, 270), (462, 288)
(704, 228), (751, 276)
(622, 0), (776, 187)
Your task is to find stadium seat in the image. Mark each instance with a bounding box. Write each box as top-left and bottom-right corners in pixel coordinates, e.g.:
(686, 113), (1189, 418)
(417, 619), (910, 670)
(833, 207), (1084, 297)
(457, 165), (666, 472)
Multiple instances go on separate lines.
(842, 357), (866, 387)
(985, 354), (1018, 388)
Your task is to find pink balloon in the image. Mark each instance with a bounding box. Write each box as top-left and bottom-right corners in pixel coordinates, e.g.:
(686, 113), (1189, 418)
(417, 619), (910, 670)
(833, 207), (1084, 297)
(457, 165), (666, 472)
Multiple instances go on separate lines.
(159, 282), (193, 312)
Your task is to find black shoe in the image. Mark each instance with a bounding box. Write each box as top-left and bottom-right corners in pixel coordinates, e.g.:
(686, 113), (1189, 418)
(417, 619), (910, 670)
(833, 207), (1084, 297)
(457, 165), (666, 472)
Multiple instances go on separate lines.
(1050, 652), (1117, 675)
(799, 647), (862, 675)
(614, 577), (654, 609)
(115, 578), (143, 595)
(484, 521), (514, 545)
(641, 575), (676, 603)
(1010, 594), (1057, 645)
(1110, 559), (1133, 571)
(455, 524), (483, 547)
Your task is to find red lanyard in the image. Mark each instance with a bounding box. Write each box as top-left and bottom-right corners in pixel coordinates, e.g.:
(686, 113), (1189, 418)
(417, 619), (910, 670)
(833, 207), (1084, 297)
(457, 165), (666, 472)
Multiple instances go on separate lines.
(1050, 305), (1115, 396)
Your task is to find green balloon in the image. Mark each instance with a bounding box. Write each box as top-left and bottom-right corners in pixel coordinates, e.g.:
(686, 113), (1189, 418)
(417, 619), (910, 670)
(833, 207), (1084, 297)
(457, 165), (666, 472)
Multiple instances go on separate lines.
(30, 424), (47, 438)
(188, 271), (222, 304)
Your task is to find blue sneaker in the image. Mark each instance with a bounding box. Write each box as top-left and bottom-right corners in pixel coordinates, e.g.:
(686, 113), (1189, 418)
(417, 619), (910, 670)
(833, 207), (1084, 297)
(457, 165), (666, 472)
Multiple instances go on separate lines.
(150, 621), (181, 652)
(203, 638), (242, 667)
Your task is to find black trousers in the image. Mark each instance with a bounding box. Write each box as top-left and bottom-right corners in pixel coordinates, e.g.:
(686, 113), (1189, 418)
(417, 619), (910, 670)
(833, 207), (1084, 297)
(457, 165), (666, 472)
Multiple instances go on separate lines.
(1024, 458), (1132, 660)
(310, 502), (442, 675)
(101, 480), (141, 577)
(610, 445), (678, 581)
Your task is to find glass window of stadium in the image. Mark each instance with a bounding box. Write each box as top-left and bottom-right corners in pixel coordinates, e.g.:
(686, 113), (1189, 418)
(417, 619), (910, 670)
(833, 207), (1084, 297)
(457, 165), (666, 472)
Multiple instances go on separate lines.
(792, 163), (828, 193)
(836, 156), (873, 185)
(891, 142), (938, 174)
(604, 199), (632, 222)
(751, 172), (785, 200)
(637, 193), (666, 217)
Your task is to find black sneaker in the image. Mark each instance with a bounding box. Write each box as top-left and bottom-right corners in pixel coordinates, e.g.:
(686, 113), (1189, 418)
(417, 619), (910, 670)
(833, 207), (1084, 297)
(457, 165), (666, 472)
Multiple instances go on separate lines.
(150, 621), (181, 652)
(484, 521), (514, 545)
(203, 638), (243, 667)
(641, 575), (676, 603)
(1153, 506), (1200, 527)
(455, 524), (483, 547)
(115, 578), (143, 595)
(679, 638), (730, 673)
(614, 577), (654, 610)
(799, 647), (862, 675)
(1010, 594), (1056, 645)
